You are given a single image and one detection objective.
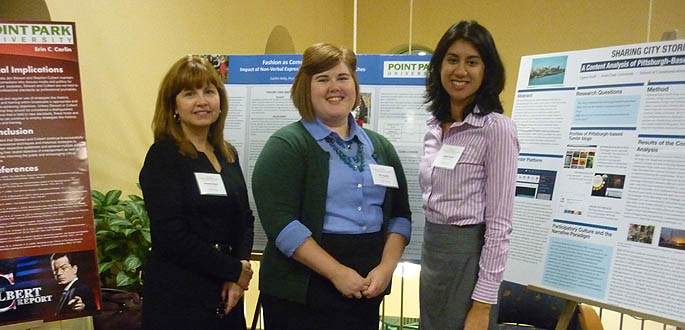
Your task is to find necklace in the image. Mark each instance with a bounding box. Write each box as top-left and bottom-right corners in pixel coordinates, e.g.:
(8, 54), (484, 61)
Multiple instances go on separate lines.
(324, 136), (365, 172)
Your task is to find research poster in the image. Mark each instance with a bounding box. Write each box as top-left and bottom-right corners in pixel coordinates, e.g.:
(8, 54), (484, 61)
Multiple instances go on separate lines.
(506, 40), (685, 325)
(219, 54), (431, 261)
(0, 21), (100, 324)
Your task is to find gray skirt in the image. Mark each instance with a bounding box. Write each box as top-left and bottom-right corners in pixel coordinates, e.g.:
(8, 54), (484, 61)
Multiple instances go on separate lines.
(419, 221), (499, 330)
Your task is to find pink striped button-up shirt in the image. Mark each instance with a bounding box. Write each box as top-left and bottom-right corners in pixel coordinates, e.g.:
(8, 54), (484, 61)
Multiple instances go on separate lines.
(419, 110), (519, 304)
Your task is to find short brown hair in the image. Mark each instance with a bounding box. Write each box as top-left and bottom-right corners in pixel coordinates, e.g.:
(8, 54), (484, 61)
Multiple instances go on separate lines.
(152, 56), (234, 162)
(291, 43), (360, 121)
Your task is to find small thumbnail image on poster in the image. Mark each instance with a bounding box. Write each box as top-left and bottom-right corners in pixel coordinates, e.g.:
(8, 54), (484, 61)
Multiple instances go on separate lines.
(658, 227), (685, 251)
(528, 55), (567, 86)
(195, 54), (229, 83)
(352, 92), (372, 126)
(564, 145), (596, 169)
(591, 173), (625, 199)
(627, 223), (655, 244)
(515, 168), (557, 200)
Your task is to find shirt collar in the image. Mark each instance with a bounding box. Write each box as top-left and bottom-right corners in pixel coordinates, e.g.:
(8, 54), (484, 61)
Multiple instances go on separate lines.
(426, 105), (486, 129)
(301, 114), (370, 146)
(63, 277), (78, 291)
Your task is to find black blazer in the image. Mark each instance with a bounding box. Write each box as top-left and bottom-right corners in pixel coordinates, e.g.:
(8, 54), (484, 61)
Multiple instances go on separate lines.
(139, 139), (254, 330)
(55, 279), (95, 316)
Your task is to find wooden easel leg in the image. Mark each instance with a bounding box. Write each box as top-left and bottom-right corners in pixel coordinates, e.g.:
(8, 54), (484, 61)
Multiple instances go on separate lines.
(555, 300), (579, 330)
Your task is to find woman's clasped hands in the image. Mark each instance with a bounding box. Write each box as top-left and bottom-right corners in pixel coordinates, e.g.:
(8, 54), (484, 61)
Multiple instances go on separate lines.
(330, 263), (394, 300)
(220, 260), (253, 316)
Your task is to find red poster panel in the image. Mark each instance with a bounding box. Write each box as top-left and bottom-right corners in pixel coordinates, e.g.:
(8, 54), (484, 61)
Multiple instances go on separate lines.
(0, 21), (100, 324)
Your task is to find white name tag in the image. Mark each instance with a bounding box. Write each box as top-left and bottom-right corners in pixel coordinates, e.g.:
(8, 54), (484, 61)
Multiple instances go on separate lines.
(433, 144), (465, 169)
(194, 172), (228, 196)
(369, 164), (399, 188)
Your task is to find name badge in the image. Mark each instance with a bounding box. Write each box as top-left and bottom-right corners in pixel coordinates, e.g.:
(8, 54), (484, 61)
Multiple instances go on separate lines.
(194, 172), (228, 196)
(433, 144), (465, 169)
(369, 164), (399, 188)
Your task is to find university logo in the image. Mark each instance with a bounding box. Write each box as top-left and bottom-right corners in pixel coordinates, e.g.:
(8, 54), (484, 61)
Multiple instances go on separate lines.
(0, 273), (17, 313)
(383, 61), (429, 78)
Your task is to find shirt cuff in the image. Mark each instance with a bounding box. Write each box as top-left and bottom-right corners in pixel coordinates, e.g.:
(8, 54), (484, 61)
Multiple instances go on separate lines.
(386, 217), (411, 244)
(275, 220), (312, 257)
(471, 278), (501, 304)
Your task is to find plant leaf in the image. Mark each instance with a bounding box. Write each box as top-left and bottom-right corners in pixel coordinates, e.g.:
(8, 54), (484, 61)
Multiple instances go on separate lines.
(94, 217), (104, 230)
(104, 205), (124, 214)
(127, 201), (145, 219)
(122, 228), (137, 236)
(104, 241), (120, 252)
(116, 271), (137, 287)
(104, 190), (122, 206)
(123, 255), (143, 271)
(109, 219), (133, 228)
(91, 190), (105, 203)
(98, 260), (114, 274)
(142, 230), (151, 244)
(95, 230), (114, 238)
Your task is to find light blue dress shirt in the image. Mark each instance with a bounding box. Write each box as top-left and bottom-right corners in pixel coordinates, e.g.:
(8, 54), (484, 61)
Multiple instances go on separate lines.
(275, 115), (411, 257)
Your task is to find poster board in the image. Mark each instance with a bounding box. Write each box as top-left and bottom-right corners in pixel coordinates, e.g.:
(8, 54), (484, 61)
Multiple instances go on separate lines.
(506, 40), (685, 326)
(213, 54), (431, 261)
(0, 21), (100, 325)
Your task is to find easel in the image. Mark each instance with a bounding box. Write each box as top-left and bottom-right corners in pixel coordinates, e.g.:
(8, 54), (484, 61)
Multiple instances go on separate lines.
(529, 285), (685, 330)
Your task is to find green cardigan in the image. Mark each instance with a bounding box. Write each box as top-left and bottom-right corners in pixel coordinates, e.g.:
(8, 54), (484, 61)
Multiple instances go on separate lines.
(252, 121), (411, 304)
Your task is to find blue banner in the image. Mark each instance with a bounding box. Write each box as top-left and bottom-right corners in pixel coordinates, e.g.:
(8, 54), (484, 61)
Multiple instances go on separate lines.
(227, 54), (430, 86)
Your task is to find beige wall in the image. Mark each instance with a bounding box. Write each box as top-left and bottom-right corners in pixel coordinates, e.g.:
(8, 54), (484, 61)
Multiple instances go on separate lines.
(650, 0), (685, 41)
(358, 0), (684, 117)
(39, 0), (354, 195)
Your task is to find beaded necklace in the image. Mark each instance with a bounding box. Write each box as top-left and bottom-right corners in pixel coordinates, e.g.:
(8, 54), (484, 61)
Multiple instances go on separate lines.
(324, 136), (365, 172)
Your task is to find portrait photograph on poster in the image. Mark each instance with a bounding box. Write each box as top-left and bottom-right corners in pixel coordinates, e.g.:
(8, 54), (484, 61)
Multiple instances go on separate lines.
(0, 250), (100, 324)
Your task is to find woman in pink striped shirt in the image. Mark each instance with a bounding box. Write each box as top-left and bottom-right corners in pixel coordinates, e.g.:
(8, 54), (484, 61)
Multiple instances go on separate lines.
(419, 21), (519, 330)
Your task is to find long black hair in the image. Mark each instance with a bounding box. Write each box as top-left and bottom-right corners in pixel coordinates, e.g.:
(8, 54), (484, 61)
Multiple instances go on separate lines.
(425, 20), (505, 122)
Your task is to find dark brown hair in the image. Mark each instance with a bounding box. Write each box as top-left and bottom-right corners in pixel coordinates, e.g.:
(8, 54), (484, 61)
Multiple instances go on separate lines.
(425, 20), (506, 123)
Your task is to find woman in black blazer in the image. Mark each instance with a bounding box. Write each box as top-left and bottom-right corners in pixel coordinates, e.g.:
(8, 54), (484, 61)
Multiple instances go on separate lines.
(139, 56), (254, 329)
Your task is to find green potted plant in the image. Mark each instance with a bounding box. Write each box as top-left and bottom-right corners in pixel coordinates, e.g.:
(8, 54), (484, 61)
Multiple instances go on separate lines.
(92, 189), (151, 292)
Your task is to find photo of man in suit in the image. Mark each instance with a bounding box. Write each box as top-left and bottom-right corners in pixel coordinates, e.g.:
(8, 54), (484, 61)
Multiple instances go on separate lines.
(51, 253), (95, 316)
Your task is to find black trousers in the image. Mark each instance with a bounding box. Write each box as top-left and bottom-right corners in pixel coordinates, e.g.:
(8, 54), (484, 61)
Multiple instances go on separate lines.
(263, 232), (385, 330)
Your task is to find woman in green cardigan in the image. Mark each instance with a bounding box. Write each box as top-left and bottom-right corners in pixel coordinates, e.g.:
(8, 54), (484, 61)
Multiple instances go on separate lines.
(252, 43), (412, 330)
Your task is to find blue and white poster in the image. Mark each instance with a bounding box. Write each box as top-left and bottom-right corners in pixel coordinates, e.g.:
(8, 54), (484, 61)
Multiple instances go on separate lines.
(215, 54), (431, 261)
(507, 40), (685, 326)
